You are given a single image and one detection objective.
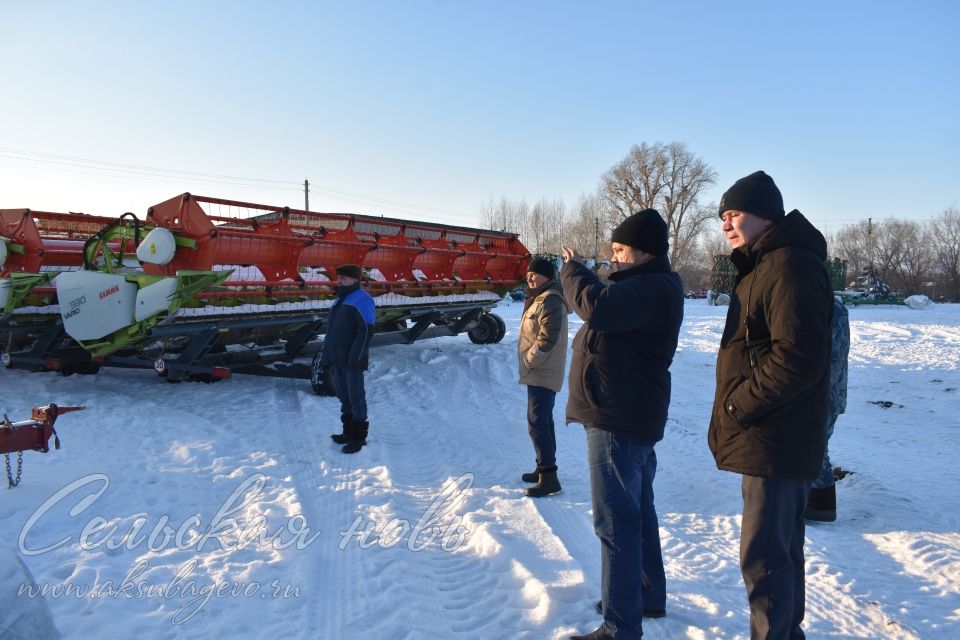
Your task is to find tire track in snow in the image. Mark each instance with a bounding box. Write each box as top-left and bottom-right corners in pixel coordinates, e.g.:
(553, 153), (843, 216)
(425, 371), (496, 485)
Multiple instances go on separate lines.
(347, 339), (601, 636)
(267, 379), (371, 638)
(363, 343), (538, 635)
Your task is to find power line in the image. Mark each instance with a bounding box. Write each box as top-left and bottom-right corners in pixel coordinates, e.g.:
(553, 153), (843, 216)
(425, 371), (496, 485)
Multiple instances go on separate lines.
(0, 159), (295, 193)
(0, 147), (300, 186)
(0, 146), (483, 225)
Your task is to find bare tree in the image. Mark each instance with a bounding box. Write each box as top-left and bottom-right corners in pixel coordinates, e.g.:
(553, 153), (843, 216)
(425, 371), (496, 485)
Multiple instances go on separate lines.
(680, 224), (729, 290)
(480, 196), (529, 236)
(564, 192), (610, 260)
(929, 206), (960, 300)
(699, 225), (731, 262)
(870, 219), (907, 291)
(893, 220), (931, 294)
(601, 142), (668, 221)
(526, 197), (566, 255)
(866, 218), (934, 295)
(600, 141), (717, 268)
(833, 221), (872, 283)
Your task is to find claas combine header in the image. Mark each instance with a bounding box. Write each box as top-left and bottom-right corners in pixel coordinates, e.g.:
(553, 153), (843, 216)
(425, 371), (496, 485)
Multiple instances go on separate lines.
(1, 194), (529, 391)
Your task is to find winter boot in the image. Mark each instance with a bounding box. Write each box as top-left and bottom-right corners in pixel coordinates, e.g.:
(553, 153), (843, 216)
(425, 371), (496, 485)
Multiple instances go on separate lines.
(342, 420), (368, 454)
(568, 629), (613, 640)
(525, 469), (561, 498)
(594, 600), (666, 618)
(331, 414), (352, 445)
(521, 469), (540, 483)
(804, 485), (837, 522)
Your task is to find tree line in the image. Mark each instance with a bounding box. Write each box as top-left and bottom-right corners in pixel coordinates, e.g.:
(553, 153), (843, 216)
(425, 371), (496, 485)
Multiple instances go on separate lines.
(481, 141), (960, 302)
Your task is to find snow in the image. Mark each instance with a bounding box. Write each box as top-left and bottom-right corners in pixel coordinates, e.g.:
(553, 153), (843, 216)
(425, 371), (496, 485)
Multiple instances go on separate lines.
(1, 299), (959, 639)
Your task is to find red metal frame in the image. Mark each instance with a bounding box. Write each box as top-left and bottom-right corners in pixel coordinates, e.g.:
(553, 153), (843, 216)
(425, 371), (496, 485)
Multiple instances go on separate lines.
(0, 404), (84, 455)
(4, 194), (531, 302)
(142, 194), (529, 296)
(0, 209), (130, 276)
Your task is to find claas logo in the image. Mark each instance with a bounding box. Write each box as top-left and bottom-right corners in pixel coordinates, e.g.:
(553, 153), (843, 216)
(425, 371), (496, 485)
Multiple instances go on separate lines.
(99, 285), (120, 299)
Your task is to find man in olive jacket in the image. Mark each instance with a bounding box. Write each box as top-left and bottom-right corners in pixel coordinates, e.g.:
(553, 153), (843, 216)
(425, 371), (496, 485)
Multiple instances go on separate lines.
(517, 257), (569, 498)
(562, 209), (684, 640)
(709, 171), (833, 640)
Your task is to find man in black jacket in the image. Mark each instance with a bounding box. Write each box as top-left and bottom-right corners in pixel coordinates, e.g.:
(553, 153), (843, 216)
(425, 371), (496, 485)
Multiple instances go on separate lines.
(709, 171), (833, 639)
(562, 209), (684, 640)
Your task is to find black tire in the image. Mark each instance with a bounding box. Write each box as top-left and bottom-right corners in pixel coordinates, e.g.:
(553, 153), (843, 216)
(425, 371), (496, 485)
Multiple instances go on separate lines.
(490, 313), (506, 343)
(468, 313), (499, 345)
(310, 348), (336, 396)
(186, 373), (222, 384)
(58, 362), (102, 376)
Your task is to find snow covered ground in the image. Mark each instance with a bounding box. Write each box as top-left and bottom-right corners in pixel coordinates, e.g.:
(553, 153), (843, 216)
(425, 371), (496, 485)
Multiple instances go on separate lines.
(1, 298), (958, 639)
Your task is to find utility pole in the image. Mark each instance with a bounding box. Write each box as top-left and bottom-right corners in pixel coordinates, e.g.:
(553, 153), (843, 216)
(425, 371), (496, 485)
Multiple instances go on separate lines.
(594, 217), (599, 261)
(304, 179), (310, 212)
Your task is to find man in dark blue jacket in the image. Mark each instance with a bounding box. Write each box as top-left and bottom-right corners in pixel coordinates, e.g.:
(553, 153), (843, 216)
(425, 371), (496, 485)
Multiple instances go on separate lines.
(322, 264), (376, 454)
(562, 209), (684, 640)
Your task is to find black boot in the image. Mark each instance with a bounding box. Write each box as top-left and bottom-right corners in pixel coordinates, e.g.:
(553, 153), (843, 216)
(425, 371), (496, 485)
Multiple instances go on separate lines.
(342, 420), (368, 454)
(331, 414), (352, 444)
(568, 629), (613, 640)
(805, 485), (837, 522)
(595, 600), (666, 618)
(521, 469), (539, 483)
(525, 469), (561, 497)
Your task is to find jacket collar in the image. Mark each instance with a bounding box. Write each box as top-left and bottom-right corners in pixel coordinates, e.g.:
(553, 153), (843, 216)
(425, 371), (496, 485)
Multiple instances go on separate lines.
(608, 254), (672, 282)
(731, 209), (827, 275)
(335, 282), (361, 301)
(524, 280), (563, 312)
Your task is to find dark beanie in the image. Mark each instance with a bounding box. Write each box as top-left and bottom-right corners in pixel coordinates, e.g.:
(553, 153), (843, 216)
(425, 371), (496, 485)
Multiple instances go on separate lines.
(527, 257), (556, 280)
(611, 208), (669, 256)
(335, 263), (363, 280)
(718, 171), (784, 221)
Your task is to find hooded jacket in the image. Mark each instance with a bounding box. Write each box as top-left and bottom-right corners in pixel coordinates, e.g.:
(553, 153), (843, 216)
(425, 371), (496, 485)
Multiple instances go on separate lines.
(561, 255), (684, 440)
(708, 210), (833, 479)
(518, 281), (569, 392)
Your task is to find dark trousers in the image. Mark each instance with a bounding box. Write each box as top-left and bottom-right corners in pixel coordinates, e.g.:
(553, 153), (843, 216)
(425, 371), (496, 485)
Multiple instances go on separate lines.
(587, 427), (666, 639)
(526, 385), (557, 471)
(740, 475), (811, 640)
(812, 411), (840, 489)
(331, 366), (367, 422)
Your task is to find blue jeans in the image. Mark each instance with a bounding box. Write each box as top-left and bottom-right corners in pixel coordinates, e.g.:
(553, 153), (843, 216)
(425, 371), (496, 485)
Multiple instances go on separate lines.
(527, 385), (557, 471)
(586, 427), (665, 639)
(812, 412), (839, 489)
(331, 366), (367, 421)
(740, 475), (810, 640)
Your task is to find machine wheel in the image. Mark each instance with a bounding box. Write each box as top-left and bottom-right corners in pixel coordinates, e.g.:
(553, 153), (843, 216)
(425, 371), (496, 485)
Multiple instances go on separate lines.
(310, 349), (336, 396)
(59, 362), (102, 376)
(154, 358), (181, 383)
(186, 373), (222, 384)
(490, 313), (506, 343)
(468, 313), (499, 345)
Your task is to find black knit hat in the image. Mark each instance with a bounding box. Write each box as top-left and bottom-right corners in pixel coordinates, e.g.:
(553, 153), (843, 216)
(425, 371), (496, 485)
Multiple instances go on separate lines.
(527, 257), (556, 280)
(718, 171), (785, 221)
(611, 208), (669, 256)
(335, 263), (363, 280)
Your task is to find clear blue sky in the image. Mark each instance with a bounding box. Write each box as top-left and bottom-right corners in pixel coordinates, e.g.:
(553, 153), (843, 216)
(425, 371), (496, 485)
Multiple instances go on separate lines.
(2, 1), (957, 237)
